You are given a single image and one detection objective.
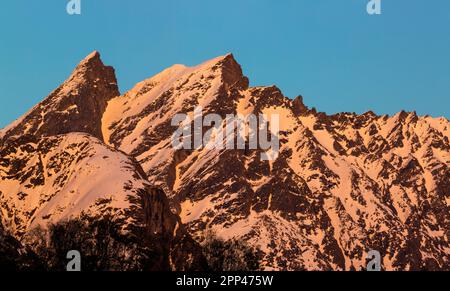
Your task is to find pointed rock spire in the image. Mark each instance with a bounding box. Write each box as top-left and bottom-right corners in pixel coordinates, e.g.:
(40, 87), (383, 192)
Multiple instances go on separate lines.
(212, 53), (249, 90)
(292, 95), (309, 116)
(1, 51), (119, 142)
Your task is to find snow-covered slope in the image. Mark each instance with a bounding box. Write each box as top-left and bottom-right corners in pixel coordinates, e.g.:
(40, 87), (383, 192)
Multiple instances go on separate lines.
(103, 54), (449, 271)
(0, 133), (151, 236)
(0, 52), (206, 271)
(1, 51), (448, 271)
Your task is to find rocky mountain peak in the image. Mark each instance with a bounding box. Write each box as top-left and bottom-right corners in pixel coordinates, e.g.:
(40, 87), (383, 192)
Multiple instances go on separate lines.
(206, 53), (249, 91)
(75, 50), (102, 68)
(292, 95), (309, 116)
(64, 50), (119, 101)
(1, 51), (119, 143)
(2, 52), (448, 271)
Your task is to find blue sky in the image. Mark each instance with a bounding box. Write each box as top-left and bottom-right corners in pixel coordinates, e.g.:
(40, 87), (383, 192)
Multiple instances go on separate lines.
(1, 0), (449, 127)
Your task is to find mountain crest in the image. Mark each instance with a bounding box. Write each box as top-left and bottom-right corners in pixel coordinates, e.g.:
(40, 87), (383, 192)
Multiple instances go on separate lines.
(1, 52), (449, 271)
(1, 51), (119, 143)
(208, 53), (249, 91)
(75, 50), (102, 68)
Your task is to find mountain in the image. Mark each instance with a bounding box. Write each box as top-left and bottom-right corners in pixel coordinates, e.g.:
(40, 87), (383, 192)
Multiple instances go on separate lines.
(102, 54), (449, 271)
(1, 52), (448, 271)
(1, 51), (118, 142)
(0, 53), (205, 271)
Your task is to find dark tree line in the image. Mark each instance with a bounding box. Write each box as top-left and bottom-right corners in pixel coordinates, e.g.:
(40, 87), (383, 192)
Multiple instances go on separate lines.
(201, 230), (262, 271)
(1, 216), (262, 271)
(22, 214), (165, 271)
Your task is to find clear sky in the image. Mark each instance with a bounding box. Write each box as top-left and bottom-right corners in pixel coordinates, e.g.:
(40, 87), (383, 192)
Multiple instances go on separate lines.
(1, 0), (449, 128)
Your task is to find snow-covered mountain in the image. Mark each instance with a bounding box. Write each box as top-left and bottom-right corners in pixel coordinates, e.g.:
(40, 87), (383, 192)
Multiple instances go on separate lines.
(1, 52), (448, 271)
(102, 54), (449, 271)
(0, 52), (205, 271)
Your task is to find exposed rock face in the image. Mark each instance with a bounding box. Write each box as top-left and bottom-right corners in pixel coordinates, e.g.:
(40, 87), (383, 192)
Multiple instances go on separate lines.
(292, 95), (309, 116)
(0, 133), (205, 270)
(0, 52), (205, 271)
(1, 51), (119, 143)
(1, 52), (448, 271)
(140, 187), (208, 271)
(103, 54), (449, 271)
(0, 133), (152, 236)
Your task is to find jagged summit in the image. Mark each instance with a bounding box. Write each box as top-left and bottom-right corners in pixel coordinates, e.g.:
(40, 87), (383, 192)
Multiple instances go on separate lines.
(63, 50), (119, 99)
(1, 51), (119, 142)
(84, 50), (101, 60)
(66, 50), (115, 81)
(154, 53), (248, 90)
(102, 53), (250, 149)
(215, 53), (249, 90)
(75, 50), (102, 67)
(99, 53), (449, 270)
(0, 52), (448, 271)
(202, 53), (250, 91)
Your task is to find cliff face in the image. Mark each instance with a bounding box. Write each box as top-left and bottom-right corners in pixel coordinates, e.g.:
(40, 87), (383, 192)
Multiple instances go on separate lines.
(103, 54), (449, 271)
(1, 51), (119, 142)
(0, 52), (206, 271)
(1, 52), (448, 271)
